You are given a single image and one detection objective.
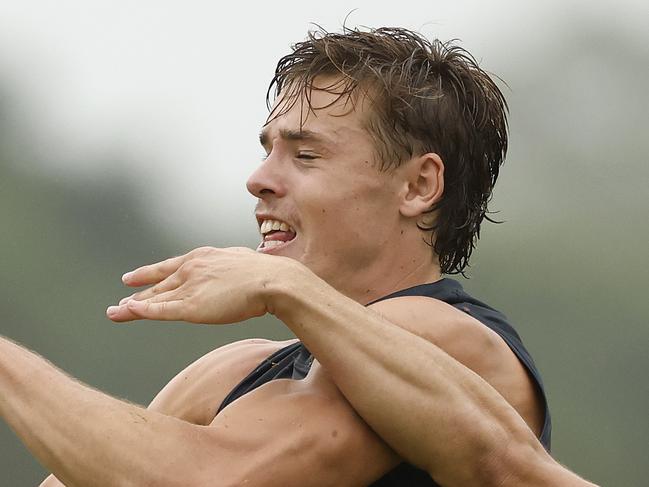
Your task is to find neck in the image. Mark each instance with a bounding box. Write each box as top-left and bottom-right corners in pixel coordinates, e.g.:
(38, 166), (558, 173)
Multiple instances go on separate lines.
(332, 233), (442, 305)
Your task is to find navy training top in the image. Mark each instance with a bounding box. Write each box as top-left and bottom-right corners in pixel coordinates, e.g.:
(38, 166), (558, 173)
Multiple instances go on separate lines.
(216, 278), (552, 486)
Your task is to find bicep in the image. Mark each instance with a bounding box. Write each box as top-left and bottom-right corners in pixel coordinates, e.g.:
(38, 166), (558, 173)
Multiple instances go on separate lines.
(206, 376), (400, 487)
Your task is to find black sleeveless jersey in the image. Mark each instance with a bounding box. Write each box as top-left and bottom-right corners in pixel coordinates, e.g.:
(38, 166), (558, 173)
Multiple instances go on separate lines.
(216, 278), (552, 486)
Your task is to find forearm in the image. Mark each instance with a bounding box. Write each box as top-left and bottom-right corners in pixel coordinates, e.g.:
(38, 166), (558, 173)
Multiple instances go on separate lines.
(0, 336), (215, 487)
(270, 270), (572, 486)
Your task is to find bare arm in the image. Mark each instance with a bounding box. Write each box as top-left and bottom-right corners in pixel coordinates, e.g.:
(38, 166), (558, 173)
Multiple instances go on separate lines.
(0, 336), (234, 487)
(8, 330), (397, 487)
(270, 267), (598, 487)
(36, 339), (288, 487)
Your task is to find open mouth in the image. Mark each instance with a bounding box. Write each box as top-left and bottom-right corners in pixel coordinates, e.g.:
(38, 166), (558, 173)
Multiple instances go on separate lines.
(256, 218), (297, 253)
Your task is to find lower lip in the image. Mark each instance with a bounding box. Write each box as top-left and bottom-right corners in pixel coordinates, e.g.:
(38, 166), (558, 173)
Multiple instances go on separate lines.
(256, 236), (296, 254)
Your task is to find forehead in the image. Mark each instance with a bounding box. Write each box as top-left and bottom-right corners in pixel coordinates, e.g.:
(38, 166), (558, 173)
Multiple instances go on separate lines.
(261, 77), (374, 146)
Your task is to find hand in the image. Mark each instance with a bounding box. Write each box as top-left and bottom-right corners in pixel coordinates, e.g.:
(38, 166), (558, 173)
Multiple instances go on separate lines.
(106, 246), (291, 324)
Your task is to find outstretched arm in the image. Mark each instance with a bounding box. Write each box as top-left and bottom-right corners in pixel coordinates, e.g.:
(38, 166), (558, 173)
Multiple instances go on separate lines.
(7, 331), (398, 487)
(0, 338), (262, 487)
(0, 336), (231, 487)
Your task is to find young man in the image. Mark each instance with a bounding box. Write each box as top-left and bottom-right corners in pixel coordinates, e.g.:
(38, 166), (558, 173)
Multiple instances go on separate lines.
(2, 27), (550, 486)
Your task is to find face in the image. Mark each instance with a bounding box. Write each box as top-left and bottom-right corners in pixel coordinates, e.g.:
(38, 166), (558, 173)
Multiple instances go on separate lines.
(246, 78), (406, 292)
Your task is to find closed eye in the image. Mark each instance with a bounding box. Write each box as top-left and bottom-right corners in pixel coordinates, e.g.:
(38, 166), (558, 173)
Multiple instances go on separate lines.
(296, 152), (318, 160)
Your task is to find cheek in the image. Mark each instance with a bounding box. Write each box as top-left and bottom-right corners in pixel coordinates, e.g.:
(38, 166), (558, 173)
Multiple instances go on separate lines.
(309, 185), (395, 245)
(344, 178), (399, 222)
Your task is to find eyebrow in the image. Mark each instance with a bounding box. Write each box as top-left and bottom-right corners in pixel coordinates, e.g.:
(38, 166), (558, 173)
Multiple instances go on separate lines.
(259, 128), (333, 148)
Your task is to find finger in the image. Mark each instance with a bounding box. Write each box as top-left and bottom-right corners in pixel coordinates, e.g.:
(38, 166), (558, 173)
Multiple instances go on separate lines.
(108, 289), (183, 322)
(107, 300), (153, 322)
(106, 302), (139, 323)
(125, 298), (185, 322)
(118, 294), (135, 306)
(122, 254), (186, 287)
(119, 273), (182, 305)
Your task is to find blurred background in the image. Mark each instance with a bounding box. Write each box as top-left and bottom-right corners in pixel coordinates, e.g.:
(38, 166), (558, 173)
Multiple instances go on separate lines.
(1, 1), (647, 485)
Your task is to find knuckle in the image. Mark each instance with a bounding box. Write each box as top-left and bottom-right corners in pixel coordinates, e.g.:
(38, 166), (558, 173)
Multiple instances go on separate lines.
(193, 246), (216, 256)
(184, 298), (199, 320)
(167, 274), (182, 288)
(179, 261), (194, 274)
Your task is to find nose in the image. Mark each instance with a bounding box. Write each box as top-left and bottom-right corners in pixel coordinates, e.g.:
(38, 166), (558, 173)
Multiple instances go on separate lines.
(246, 154), (287, 199)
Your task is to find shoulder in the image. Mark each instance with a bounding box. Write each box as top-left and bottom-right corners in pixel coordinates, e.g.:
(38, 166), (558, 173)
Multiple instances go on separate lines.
(368, 294), (499, 354)
(148, 338), (296, 425)
(188, 337), (297, 367)
(210, 359), (399, 486)
(170, 337), (297, 386)
(149, 336), (399, 486)
(369, 294), (545, 435)
(368, 295), (510, 387)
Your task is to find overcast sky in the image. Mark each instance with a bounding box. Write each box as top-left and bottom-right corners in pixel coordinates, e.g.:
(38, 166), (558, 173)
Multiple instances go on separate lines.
(0, 0), (646, 245)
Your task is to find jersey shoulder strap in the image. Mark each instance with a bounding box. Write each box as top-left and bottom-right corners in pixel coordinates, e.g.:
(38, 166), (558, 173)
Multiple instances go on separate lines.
(216, 340), (312, 414)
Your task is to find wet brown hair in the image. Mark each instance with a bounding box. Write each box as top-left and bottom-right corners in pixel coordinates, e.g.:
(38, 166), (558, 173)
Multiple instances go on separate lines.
(267, 26), (508, 275)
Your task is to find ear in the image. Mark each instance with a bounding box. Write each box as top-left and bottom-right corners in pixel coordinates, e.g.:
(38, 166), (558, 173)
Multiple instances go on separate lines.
(398, 153), (444, 218)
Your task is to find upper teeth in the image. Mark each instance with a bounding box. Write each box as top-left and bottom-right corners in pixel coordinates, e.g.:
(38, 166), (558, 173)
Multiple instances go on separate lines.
(260, 219), (294, 235)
